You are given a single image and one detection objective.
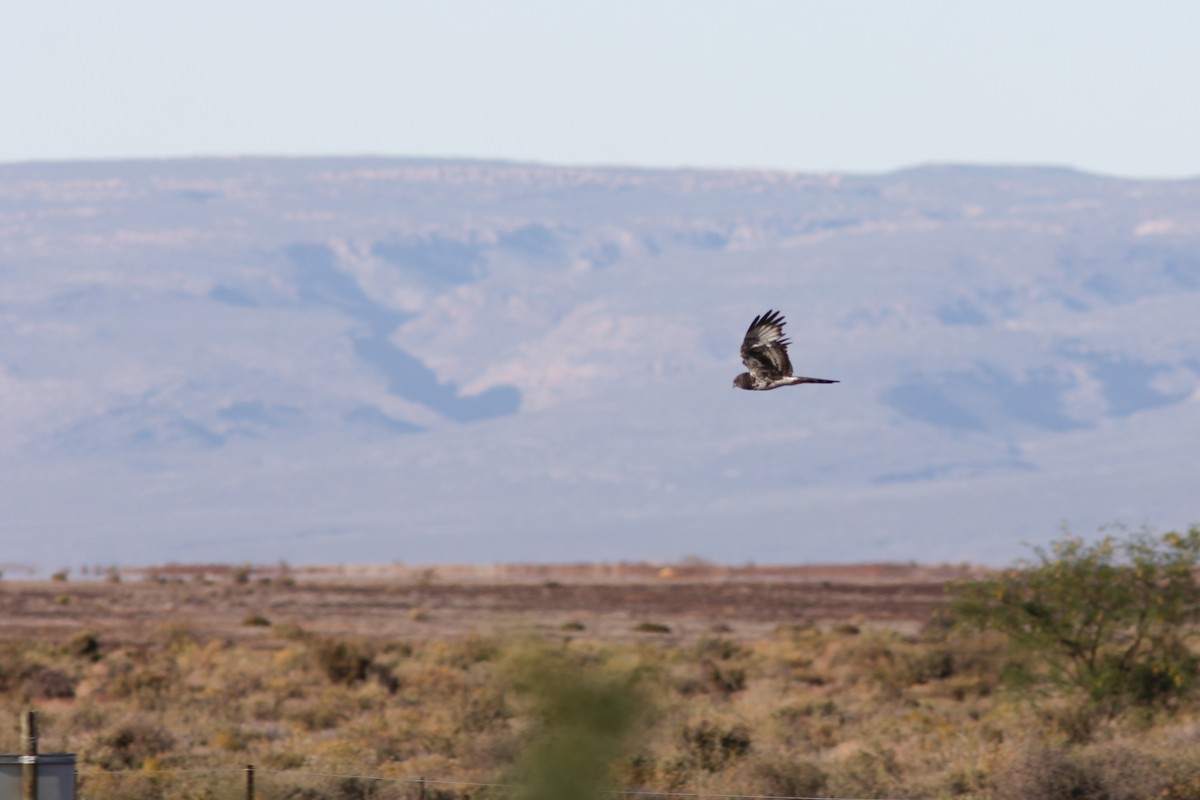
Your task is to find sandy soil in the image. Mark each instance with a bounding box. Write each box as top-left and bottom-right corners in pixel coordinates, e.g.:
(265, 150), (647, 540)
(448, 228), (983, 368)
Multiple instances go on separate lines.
(0, 562), (981, 646)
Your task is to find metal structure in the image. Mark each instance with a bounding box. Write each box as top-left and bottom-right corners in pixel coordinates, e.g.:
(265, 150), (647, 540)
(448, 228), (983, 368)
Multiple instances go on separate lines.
(0, 712), (75, 800)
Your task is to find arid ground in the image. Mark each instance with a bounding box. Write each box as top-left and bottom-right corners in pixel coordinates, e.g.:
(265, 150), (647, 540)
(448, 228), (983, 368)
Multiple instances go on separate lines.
(9, 560), (1200, 800)
(0, 561), (976, 645)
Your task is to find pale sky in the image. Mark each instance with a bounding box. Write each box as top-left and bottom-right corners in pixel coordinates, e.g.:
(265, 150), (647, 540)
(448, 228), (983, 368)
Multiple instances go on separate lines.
(3, 0), (1199, 178)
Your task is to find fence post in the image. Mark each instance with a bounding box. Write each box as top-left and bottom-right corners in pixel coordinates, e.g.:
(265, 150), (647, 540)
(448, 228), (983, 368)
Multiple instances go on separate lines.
(21, 710), (38, 800)
(245, 763), (254, 800)
(418, 775), (426, 800)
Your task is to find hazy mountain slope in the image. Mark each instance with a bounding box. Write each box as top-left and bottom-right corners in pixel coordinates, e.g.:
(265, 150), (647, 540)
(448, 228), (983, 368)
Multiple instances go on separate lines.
(1, 158), (1197, 570)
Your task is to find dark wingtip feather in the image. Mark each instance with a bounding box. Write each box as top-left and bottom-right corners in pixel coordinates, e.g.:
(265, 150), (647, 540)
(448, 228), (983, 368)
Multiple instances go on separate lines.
(748, 309), (787, 332)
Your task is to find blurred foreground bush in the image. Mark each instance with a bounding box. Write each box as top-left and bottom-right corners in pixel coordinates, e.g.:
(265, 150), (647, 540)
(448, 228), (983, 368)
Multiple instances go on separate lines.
(503, 644), (652, 800)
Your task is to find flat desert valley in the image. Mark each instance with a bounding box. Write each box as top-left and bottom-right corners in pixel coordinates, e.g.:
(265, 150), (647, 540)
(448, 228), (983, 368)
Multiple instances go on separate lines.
(0, 562), (978, 646)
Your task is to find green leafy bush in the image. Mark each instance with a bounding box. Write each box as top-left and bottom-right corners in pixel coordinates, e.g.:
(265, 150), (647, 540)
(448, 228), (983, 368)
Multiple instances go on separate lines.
(951, 526), (1200, 715)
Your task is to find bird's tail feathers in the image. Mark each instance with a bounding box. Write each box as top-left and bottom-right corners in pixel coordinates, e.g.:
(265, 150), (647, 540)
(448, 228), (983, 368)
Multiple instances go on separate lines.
(790, 376), (838, 385)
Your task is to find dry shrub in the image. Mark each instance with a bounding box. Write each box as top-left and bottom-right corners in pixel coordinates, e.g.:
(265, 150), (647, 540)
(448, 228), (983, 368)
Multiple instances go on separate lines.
(75, 771), (193, 800)
(66, 701), (111, 734)
(210, 727), (244, 752)
(272, 776), (376, 800)
(431, 634), (499, 668)
(95, 719), (176, 769)
(1086, 745), (1171, 800)
(110, 665), (176, 711)
(995, 745), (1099, 800)
(774, 620), (821, 637)
(826, 746), (901, 798)
(993, 743), (1180, 800)
(828, 630), (903, 689)
(771, 698), (847, 749)
(733, 754), (828, 798)
(27, 666), (76, 699)
(282, 692), (353, 732)
(271, 621), (312, 641)
(690, 636), (746, 661)
(1037, 699), (1104, 744)
(683, 636), (749, 697)
(674, 658), (746, 697)
(278, 788), (325, 800)
(452, 682), (512, 734)
(155, 622), (198, 652)
(677, 720), (752, 772)
(1159, 755), (1200, 799)
(66, 631), (102, 660)
(262, 750), (307, 770)
(830, 629), (961, 697)
(457, 727), (520, 774)
(313, 638), (375, 684)
(404, 663), (469, 695)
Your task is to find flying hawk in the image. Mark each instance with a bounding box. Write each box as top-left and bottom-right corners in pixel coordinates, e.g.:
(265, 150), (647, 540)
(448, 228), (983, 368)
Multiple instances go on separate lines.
(733, 309), (838, 390)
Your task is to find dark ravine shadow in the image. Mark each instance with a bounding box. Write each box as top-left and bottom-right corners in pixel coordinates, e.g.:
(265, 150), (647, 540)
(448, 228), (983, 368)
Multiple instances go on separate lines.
(53, 402), (227, 452)
(872, 457), (1037, 485)
(499, 223), (564, 259)
(208, 285), (259, 308)
(881, 365), (1085, 434)
(217, 401), (304, 436)
(286, 242), (407, 337)
(351, 336), (520, 423)
(882, 351), (1192, 435)
(343, 405), (424, 435)
(1075, 352), (1185, 417)
(370, 236), (484, 290)
(283, 242), (521, 424)
(935, 298), (990, 326)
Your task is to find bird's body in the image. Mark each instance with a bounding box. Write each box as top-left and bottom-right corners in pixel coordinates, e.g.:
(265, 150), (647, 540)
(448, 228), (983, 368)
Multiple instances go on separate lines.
(733, 309), (838, 390)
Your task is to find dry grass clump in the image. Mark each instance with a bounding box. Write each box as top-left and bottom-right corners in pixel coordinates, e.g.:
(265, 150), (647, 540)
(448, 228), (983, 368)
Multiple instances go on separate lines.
(991, 742), (1200, 800)
(5, 619), (1200, 799)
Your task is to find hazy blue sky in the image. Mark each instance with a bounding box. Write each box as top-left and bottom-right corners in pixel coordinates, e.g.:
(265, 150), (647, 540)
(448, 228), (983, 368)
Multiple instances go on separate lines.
(4, 1), (1198, 177)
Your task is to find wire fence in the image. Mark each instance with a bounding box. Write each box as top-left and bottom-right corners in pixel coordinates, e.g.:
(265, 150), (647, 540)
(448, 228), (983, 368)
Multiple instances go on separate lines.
(74, 766), (914, 800)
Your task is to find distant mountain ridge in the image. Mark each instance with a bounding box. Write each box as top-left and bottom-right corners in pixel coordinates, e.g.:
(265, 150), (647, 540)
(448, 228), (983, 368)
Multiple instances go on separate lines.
(1, 157), (1197, 569)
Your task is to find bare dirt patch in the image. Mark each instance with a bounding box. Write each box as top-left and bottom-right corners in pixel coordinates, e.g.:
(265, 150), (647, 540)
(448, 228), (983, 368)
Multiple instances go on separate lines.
(0, 561), (979, 646)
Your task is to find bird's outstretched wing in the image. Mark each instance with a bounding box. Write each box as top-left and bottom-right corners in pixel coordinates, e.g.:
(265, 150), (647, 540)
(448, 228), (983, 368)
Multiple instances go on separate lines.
(739, 309), (793, 380)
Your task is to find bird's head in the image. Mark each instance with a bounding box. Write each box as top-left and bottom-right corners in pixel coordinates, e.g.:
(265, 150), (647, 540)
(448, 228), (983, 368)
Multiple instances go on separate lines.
(732, 373), (753, 390)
